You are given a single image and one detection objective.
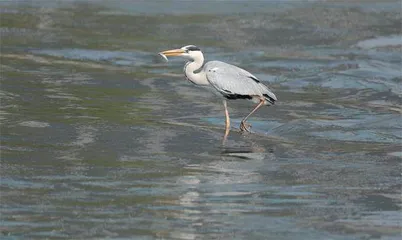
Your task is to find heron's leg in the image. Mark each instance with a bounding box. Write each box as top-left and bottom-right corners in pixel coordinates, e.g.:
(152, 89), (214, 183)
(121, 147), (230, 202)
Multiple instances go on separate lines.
(223, 100), (230, 142)
(240, 99), (265, 132)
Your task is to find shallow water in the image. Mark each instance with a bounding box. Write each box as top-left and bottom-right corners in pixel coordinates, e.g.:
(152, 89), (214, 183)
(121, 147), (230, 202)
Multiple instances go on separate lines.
(1, 0), (401, 239)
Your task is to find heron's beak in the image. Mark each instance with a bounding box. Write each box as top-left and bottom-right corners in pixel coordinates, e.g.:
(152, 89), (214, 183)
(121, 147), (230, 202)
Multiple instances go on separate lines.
(160, 49), (185, 57)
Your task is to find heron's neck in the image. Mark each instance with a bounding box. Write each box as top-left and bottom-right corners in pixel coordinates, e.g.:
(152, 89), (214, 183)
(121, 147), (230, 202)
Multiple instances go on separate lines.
(184, 57), (209, 85)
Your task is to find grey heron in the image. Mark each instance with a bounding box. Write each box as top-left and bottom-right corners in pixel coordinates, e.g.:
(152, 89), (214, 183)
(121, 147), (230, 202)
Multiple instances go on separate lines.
(160, 45), (277, 139)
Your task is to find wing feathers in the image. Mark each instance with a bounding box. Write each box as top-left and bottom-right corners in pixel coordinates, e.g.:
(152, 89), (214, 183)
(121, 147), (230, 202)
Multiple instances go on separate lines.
(248, 76), (260, 83)
(205, 61), (277, 104)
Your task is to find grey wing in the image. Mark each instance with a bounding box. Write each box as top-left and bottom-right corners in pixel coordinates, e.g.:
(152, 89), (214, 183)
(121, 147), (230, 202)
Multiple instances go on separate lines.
(204, 61), (277, 104)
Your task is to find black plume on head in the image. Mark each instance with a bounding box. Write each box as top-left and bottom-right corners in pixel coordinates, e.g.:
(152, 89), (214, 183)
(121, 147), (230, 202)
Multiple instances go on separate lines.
(185, 45), (201, 51)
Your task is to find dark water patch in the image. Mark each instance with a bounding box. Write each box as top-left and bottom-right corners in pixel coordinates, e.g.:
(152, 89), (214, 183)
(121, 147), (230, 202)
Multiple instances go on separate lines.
(310, 129), (400, 143)
(268, 113), (401, 144)
(205, 2), (401, 50)
(98, 0), (297, 16)
(355, 194), (401, 211)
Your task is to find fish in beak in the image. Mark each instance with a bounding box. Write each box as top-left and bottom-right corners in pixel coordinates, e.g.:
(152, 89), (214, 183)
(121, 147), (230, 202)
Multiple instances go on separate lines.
(159, 48), (185, 61)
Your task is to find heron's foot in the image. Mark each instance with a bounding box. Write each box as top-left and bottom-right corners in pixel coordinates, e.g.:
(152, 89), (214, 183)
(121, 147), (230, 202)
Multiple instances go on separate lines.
(240, 121), (251, 132)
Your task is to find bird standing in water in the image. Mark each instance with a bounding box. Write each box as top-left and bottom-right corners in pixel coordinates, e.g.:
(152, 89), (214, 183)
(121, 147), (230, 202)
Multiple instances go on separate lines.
(159, 45), (277, 140)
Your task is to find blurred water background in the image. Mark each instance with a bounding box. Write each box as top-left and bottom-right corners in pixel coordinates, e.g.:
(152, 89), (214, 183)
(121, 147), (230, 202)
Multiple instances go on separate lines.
(1, 0), (401, 239)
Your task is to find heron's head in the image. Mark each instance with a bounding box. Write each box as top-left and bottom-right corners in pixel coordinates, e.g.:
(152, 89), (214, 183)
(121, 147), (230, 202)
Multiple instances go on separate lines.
(160, 45), (203, 61)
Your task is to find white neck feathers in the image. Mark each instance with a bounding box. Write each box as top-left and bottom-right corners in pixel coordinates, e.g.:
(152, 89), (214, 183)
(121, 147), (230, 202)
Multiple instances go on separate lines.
(184, 52), (209, 85)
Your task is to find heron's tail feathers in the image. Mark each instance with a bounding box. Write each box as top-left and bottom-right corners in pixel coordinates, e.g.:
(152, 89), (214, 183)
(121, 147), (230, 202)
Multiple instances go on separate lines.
(259, 83), (277, 105)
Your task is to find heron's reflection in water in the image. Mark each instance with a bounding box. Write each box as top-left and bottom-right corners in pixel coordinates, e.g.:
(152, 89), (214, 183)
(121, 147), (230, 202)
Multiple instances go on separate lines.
(165, 137), (276, 239)
(221, 145), (269, 161)
(221, 134), (274, 161)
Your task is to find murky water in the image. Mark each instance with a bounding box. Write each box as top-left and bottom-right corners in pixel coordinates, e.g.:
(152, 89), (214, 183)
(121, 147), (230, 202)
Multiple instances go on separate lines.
(1, 0), (401, 239)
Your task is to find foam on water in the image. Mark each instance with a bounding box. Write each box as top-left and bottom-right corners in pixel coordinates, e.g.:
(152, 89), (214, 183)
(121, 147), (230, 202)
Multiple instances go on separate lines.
(18, 121), (50, 128)
(356, 35), (402, 49)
